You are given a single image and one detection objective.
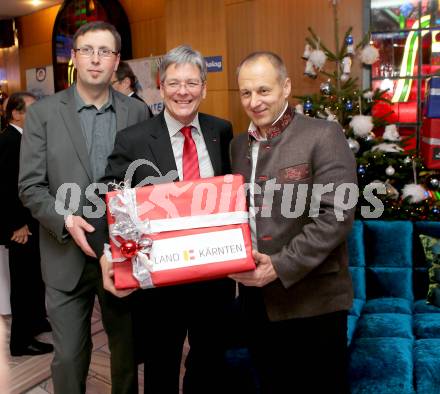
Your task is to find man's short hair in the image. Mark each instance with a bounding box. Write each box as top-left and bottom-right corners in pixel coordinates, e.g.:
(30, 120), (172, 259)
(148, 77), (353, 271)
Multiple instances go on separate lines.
(5, 92), (36, 124)
(72, 21), (121, 52)
(115, 61), (138, 92)
(159, 45), (207, 83)
(237, 51), (288, 82)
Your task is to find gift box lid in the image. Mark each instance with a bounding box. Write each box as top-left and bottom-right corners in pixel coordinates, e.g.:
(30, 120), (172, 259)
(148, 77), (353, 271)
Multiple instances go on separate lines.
(427, 76), (440, 90)
(424, 77), (440, 118)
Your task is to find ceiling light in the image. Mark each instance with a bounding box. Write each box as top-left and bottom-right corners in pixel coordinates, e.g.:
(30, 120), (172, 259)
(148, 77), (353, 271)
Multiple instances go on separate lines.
(31, 0), (43, 6)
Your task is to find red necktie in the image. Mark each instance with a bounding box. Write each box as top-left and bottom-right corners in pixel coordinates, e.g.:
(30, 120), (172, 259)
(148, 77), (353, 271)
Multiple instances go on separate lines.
(181, 126), (200, 180)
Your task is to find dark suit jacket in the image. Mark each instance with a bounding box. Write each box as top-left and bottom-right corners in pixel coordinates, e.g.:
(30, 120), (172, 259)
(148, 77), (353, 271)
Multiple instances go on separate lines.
(231, 114), (357, 321)
(19, 86), (151, 291)
(88, 111), (233, 257)
(0, 124), (36, 245)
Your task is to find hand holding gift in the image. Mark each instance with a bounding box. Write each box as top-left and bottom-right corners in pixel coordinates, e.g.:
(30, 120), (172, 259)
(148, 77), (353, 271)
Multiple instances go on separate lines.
(229, 250), (278, 287)
(99, 254), (137, 298)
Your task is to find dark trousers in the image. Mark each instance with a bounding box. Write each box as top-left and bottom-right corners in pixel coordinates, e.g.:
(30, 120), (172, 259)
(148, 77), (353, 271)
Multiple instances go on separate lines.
(244, 294), (349, 394)
(8, 227), (47, 350)
(134, 278), (236, 394)
(46, 258), (137, 394)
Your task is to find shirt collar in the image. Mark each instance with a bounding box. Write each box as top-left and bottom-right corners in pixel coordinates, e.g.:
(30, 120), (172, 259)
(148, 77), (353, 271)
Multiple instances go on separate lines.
(247, 103), (293, 141)
(74, 84), (114, 113)
(9, 123), (23, 134)
(164, 108), (201, 138)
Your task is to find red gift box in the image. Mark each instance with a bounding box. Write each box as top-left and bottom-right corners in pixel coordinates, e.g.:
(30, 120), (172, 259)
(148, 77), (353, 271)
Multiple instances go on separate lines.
(371, 100), (417, 124)
(106, 174), (255, 289)
(421, 118), (440, 169)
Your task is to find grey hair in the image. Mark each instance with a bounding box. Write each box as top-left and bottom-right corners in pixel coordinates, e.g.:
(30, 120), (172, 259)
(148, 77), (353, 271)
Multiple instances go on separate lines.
(159, 45), (207, 83)
(236, 51), (288, 82)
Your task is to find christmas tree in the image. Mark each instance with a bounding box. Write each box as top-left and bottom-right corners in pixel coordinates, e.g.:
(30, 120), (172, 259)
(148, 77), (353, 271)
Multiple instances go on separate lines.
(296, 0), (440, 220)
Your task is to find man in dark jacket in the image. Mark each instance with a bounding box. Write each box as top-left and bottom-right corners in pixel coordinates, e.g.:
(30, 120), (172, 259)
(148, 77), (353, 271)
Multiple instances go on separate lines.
(0, 91), (53, 356)
(111, 61), (154, 116)
(229, 52), (357, 394)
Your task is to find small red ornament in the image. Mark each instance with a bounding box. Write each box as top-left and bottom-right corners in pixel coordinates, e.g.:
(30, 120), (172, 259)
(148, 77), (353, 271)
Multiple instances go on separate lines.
(120, 240), (138, 258)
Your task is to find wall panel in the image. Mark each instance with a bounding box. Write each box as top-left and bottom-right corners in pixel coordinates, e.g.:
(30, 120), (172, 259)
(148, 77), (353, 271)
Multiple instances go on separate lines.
(131, 18), (166, 58)
(200, 90), (229, 121)
(251, 0), (363, 98)
(120, 0), (166, 57)
(226, 0), (255, 91)
(17, 6), (60, 48)
(0, 43), (20, 94)
(119, 0), (165, 22)
(228, 90), (250, 134)
(166, 0), (229, 118)
(15, 5), (60, 90)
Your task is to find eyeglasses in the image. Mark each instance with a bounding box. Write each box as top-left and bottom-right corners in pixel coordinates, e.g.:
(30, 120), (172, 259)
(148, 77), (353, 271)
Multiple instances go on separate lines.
(73, 47), (119, 58)
(163, 80), (204, 92)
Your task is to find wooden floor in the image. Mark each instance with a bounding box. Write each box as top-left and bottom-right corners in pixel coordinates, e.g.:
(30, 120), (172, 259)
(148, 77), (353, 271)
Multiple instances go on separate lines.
(4, 299), (188, 394)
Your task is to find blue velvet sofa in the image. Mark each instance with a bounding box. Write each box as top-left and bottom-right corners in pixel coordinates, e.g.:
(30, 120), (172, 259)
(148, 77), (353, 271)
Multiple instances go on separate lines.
(347, 220), (440, 394)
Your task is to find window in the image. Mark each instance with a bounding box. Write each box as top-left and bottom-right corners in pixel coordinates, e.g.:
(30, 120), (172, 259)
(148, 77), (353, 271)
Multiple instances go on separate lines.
(370, 0), (440, 148)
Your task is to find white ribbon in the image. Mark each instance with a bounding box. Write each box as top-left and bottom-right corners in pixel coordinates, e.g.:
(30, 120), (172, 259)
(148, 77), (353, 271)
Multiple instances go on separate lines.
(116, 211), (248, 234)
(108, 188), (154, 288)
(422, 136), (440, 145)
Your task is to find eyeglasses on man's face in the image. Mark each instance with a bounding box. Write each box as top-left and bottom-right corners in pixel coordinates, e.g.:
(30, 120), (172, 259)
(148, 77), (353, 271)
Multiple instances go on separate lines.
(73, 46), (119, 58)
(162, 79), (204, 92)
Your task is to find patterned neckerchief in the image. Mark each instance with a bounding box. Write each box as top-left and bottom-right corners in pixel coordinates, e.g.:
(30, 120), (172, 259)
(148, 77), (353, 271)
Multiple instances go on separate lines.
(247, 105), (294, 141)
(246, 105), (294, 161)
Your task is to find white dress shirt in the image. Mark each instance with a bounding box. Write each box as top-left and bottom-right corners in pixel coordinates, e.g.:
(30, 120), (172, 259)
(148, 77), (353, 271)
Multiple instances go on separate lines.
(164, 109), (214, 181)
(9, 123), (23, 134)
(247, 103), (288, 249)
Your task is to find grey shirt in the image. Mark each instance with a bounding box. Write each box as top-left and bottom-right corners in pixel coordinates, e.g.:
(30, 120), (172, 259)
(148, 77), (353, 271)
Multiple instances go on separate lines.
(74, 86), (117, 181)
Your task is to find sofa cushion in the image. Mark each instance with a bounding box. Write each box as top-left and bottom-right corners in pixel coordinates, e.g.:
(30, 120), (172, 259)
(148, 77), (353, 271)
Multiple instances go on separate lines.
(413, 299), (440, 314)
(364, 221), (413, 267)
(414, 339), (440, 394)
(349, 337), (414, 394)
(350, 266), (366, 300)
(367, 267), (413, 300)
(355, 313), (413, 339)
(414, 314), (440, 339)
(348, 315), (359, 346)
(362, 298), (412, 315)
(349, 298), (365, 317)
(348, 220), (365, 267)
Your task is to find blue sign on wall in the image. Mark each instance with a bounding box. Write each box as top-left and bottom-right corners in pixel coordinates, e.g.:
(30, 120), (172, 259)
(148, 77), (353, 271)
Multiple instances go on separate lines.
(205, 56), (223, 72)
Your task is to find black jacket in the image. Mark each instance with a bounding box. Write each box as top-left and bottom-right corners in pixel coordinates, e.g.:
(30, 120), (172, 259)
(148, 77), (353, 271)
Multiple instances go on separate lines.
(0, 124), (36, 245)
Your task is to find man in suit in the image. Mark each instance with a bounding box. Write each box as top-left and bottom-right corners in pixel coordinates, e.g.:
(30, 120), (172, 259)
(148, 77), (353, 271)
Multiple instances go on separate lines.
(88, 45), (235, 394)
(19, 22), (151, 394)
(111, 61), (153, 117)
(229, 52), (357, 394)
(0, 92), (53, 357)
